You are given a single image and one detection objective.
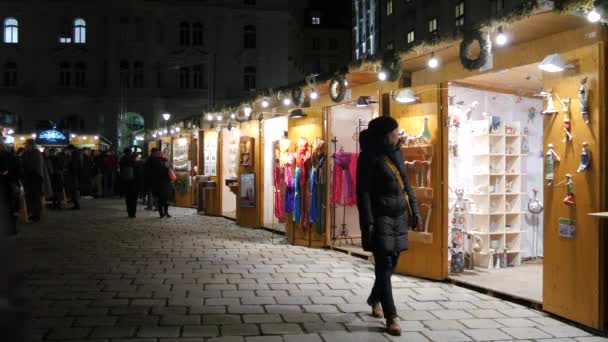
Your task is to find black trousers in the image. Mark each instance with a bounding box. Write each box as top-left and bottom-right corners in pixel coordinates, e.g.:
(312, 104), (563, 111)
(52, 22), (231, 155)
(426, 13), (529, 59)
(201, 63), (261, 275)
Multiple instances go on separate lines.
(23, 176), (42, 220)
(367, 251), (400, 320)
(126, 191), (138, 217)
(156, 194), (169, 217)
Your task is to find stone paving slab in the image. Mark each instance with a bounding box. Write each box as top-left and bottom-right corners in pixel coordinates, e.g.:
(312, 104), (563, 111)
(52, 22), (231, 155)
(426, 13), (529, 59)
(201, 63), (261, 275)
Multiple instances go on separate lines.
(17, 199), (608, 342)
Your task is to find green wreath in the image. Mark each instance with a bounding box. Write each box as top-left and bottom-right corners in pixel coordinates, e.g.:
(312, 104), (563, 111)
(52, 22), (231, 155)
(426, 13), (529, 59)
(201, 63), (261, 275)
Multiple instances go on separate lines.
(459, 30), (491, 71)
(292, 87), (304, 106)
(381, 51), (402, 82)
(329, 74), (347, 103)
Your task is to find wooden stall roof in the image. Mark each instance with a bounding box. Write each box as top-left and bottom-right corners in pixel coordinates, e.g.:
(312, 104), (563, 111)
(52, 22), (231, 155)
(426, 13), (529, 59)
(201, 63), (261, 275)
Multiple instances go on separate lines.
(400, 10), (588, 74)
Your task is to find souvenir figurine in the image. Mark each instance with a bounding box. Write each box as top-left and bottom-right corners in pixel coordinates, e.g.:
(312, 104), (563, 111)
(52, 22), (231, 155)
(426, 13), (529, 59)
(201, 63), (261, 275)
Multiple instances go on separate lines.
(577, 141), (591, 173)
(555, 174), (575, 206)
(556, 94), (573, 143)
(528, 107), (536, 122)
(449, 188), (472, 273)
(528, 188), (544, 260)
(545, 143), (560, 186)
(488, 115), (502, 134)
(537, 90), (558, 114)
(579, 77), (590, 125)
(420, 117), (432, 143)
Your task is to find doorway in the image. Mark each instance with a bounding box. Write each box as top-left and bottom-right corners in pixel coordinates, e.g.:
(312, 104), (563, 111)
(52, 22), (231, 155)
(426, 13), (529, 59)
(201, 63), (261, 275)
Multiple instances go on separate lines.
(446, 63), (545, 304)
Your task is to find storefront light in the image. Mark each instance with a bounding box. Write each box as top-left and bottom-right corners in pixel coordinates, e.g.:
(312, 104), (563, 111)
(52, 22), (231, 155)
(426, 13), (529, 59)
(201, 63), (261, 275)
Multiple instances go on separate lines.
(162, 113), (171, 121)
(152, 133), (157, 138)
(538, 54), (572, 73)
(8, 129), (14, 134)
(71, 134), (76, 139)
(216, 115), (222, 121)
(428, 52), (439, 69)
(31, 133), (36, 138)
(231, 113), (236, 119)
(495, 26), (508, 46)
(393, 89), (419, 104)
(344, 80), (348, 86)
(289, 109), (306, 119)
(20, 137), (25, 141)
(159, 131), (164, 136)
(261, 100), (269, 108)
(170, 129), (175, 134)
(207, 114), (213, 121)
(175, 127), (180, 132)
(588, 8), (602, 23)
(94, 136), (99, 140)
(82, 136), (88, 140)
(163, 129), (168, 134)
(244, 106), (253, 117)
(378, 71), (387, 81)
(283, 97), (292, 106)
(310, 90), (319, 100)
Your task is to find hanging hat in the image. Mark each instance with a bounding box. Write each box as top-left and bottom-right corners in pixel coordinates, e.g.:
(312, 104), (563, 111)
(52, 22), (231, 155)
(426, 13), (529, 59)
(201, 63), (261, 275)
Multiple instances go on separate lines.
(368, 116), (398, 137)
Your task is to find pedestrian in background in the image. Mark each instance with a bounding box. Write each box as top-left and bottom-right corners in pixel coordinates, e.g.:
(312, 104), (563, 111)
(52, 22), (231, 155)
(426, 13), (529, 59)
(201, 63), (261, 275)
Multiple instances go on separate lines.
(102, 150), (118, 197)
(64, 145), (82, 210)
(44, 148), (64, 210)
(143, 148), (158, 211)
(80, 148), (94, 199)
(356, 116), (421, 336)
(149, 149), (172, 218)
(0, 135), (20, 233)
(21, 139), (45, 222)
(92, 150), (104, 197)
(119, 148), (140, 218)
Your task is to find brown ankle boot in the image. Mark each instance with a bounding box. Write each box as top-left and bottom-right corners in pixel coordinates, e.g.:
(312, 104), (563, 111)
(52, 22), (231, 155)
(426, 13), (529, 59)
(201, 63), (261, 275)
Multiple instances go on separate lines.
(371, 303), (384, 318)
(386, 317), (401, 336)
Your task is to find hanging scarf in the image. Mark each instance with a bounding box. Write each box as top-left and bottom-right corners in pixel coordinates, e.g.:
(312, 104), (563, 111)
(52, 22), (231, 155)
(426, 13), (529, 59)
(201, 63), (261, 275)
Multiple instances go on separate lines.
(315, 154), (327, 234)
(296, 138), (311, 229)
(283, 152), (294, 213)
(331, 151), (357, 205)
(309, 167), (317, 224)
(273, 165), (283, 220)
(293, 166), (301, 222)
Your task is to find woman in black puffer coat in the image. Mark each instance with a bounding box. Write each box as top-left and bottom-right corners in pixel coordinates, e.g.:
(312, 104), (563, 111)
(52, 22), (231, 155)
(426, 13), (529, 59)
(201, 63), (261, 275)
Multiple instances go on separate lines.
(148, 151), (172, 218)
(356, 116), (421, 336)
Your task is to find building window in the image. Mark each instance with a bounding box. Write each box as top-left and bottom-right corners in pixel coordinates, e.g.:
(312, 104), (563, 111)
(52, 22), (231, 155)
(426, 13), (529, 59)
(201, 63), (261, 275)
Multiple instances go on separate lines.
(387, 0), (393, 16)
(59, 20), (72, 43)
(3, 18), (18, 44)
(193, 64), (206, 89)
(179, 66), (189, 89)
(133, 61), (143, 88)
(312, 16), (321, 25)
(192, 22), (203, 46)
(74, 18), (86, 44)
(243, 66), (256, 91)
(490, 0), (504, 15)
(428, 18), (437, 34)
(329, 38), (338, 50)
(74, 62), (86, 88)
(312, 37), (321, 50)
(120, 59), (130, 88)
(406, 30), (415, 44)
(387, 41), (394, 51)
(455, 1), (465, 28)
(3, 61), (17, 87)
(59, 62), (71, 87)
(180, 21), (190, 46)
(244, 25), (256, 49)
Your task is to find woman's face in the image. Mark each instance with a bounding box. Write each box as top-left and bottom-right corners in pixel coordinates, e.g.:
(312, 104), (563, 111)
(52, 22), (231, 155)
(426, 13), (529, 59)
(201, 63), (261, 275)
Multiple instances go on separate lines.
(387, 128), (400, 146)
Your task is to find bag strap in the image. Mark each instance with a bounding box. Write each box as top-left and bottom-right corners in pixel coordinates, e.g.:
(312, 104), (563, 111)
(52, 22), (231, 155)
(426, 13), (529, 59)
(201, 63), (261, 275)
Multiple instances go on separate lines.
(384, 155), (413, 217)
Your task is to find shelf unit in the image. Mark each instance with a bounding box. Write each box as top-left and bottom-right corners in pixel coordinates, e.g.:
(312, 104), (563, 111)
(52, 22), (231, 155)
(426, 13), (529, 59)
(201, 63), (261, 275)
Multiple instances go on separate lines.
(468, 120), (523, 268)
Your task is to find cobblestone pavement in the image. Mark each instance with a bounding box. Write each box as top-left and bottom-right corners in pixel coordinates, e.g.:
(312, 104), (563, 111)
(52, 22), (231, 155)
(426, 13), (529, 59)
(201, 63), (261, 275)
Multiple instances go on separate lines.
(19, 199), (606, 342)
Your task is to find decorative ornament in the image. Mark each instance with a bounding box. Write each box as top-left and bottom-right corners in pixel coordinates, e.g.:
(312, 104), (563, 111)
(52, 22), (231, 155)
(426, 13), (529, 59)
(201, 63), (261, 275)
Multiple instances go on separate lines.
(459, 30), (491, 70)
(381, 50), (402, 82)
(556, 94), (573, 143)
(545, 143), (560, 186)
(528, 107), (536, 122)
(528, 188), (543, 260)
(420, 117), (432, 143)
(577, 141), (591, 173)
(579, 77), (590, 125)
(555, 174), (575, 206)
(291, 87), (305, 106)
(328, 74), (347, 103)
(536, 90), (558, 114)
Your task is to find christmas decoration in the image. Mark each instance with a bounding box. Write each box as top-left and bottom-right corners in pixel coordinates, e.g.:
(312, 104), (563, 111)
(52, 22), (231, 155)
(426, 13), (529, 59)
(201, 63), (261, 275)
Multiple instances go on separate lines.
(459, 30), (492, 70)
(329, 74), (347, 103)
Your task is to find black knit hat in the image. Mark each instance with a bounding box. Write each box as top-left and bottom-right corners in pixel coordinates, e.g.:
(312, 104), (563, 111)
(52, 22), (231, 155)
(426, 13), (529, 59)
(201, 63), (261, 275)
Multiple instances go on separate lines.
(368, 116), (398, 137)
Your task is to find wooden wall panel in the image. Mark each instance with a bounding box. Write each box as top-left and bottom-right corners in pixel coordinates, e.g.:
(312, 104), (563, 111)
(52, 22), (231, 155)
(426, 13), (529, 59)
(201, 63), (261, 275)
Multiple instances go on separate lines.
(542, 44), (604, 330)
(285, 108), (326, 247)
(237, 121), (263, 228)
(392, 84), (447, 281)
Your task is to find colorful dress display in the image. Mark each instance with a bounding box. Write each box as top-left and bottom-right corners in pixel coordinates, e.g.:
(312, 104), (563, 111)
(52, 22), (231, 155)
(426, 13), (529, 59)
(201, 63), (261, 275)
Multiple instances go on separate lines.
(331, 151), (358, 206)
(309, 138), (326, 233)
(295, 137), (311, 229)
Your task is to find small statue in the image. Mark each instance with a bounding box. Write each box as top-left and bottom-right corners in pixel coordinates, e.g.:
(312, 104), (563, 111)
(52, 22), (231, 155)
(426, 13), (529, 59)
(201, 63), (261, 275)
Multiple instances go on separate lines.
(556, 94), (573, 143)
(546, 143), (560, 186)
(420, 117), (432, 143)
(577, 141), (591, 173)
(579, 77), (590, 125)
(528, 188), (544, 215)
(537, 90), (558, 114)
(555, 174), (575, 206)
(449, 188), (472, 273)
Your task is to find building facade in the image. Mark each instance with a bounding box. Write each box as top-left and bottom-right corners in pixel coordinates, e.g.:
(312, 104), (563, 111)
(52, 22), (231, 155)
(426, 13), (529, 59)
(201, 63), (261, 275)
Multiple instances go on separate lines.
(0, 0), (294, 145)
(354, 0), (529, 59)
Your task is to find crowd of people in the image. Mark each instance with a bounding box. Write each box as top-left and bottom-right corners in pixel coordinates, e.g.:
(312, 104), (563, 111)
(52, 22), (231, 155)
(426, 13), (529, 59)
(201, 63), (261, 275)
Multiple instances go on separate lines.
(0, 135), (175, 234)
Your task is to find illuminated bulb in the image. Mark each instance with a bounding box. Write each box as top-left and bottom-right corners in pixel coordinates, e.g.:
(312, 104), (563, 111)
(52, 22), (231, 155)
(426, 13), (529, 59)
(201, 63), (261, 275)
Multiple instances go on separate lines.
(8, 129), (14, 134)
(310, 91), (318, 100)
(207, 114), (213, 121)
(163, 129), (168, 134)
(20, 137), (25, 140)
(94, 136), (98, 140)
(175, 127), (180, 132)
(159, 131), (163, 136)
(495, 26), (508, 46)
(217, 115), (222, 121)
(261, 100), (269, 108)
(231, 113), (236, 119)
(170, 129), (174, 134)
(344, 80), (348, 86)
(71, 134), (76, 138)
(378, 71), (387, 81)
(588, 8), (601, 23)
(428, 53), (439, 69)
(283, 98), (292, 106)
(152, 134), (157, 138)
(82, 136), (88, 140)
(244, 107), (252, 117)
(31, 133), (36, 138)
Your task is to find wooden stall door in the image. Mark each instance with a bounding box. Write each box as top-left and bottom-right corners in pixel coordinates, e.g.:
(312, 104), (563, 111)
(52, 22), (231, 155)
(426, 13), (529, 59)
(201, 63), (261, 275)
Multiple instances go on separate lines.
(542, 43), (605, 330)
(394, 83), (448, 281)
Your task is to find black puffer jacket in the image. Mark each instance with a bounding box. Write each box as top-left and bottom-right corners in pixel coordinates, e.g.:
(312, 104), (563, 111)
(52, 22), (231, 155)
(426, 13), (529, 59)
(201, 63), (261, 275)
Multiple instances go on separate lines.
(356, 130), (420, 254)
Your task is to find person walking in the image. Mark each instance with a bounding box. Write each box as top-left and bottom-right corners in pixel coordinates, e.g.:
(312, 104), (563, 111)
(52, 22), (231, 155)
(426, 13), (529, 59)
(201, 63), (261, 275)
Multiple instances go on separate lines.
(63, 145), (82, 210)
(102, 150), (118, 197)
(80, 148), (94, 199)
(92, 150), (104, 197)
(356, 116), (421, 336)
(149, 149), (172, 218)
(21, 139), (45, 222)
(119, 148), (140, 218)
(44, 148), (64, 210)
